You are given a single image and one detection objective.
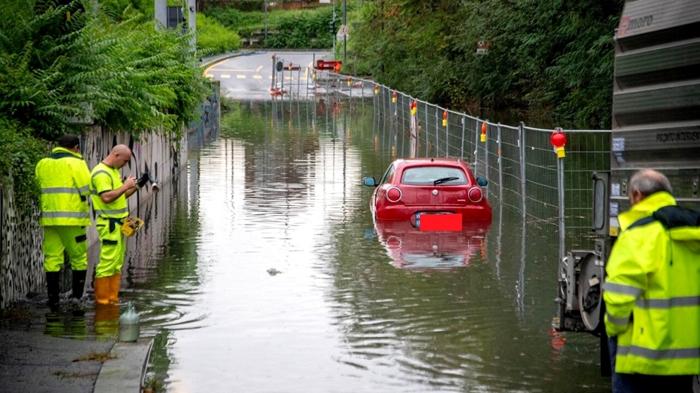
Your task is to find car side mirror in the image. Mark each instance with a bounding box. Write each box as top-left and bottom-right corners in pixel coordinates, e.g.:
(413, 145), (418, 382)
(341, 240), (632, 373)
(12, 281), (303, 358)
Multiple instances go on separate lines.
(362, 176), (377, 187)
(476, 176), (488, 187)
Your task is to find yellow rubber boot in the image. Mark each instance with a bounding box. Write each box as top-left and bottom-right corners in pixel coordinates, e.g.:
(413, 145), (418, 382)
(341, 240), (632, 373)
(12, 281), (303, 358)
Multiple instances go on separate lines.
(94, 277), (111, 305)
(108, 273), (121, 305)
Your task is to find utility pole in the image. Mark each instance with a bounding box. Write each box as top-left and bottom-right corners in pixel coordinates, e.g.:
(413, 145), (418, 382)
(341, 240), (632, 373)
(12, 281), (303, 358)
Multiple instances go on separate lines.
(264, 0), (268, 42)
(332, 1), (336, 57)
(342, 0), (347, 64)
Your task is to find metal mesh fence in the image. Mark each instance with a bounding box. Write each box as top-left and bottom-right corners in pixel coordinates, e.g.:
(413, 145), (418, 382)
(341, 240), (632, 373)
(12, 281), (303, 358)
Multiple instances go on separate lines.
(314, 73), (611, 251)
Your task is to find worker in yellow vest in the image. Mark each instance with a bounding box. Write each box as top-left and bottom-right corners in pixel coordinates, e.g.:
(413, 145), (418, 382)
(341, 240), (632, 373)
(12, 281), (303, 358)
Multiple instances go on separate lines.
(604, 169), (700, 392)
(90, 144), (138, 305)
(35, 135), (92, 312)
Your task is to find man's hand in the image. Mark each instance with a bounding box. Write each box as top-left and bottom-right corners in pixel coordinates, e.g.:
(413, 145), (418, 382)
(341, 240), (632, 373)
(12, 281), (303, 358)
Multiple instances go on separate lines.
(123, 176), (136, 190)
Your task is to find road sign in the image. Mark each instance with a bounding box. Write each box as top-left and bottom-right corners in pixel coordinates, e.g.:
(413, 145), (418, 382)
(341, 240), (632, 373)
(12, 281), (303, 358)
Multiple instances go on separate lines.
(276, 61), (283, 72)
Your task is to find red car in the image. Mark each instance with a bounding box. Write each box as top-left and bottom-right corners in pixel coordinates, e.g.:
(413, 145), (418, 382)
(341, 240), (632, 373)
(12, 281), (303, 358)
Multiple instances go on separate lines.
(362, 158), (492, 224)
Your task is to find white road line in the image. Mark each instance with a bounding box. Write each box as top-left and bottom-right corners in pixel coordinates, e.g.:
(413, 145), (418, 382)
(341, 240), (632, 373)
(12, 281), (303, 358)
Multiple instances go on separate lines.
(256, 65), (263, 72)
(253, 75), (263, 80)
(220, 74), (231, 79)
(237, 74), (246, 79)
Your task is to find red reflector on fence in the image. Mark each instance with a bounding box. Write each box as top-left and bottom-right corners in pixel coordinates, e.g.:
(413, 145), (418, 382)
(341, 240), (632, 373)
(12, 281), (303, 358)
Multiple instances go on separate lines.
(419, 214), (462, 232)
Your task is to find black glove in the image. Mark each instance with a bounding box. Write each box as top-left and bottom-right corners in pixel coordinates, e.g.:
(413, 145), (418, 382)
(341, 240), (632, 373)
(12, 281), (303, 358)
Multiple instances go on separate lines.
(137, 173), (150, 188)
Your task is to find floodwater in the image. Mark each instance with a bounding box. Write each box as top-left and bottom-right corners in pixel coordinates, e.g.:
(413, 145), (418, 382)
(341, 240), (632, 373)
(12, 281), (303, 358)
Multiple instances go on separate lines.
(57, 99), (611, 391)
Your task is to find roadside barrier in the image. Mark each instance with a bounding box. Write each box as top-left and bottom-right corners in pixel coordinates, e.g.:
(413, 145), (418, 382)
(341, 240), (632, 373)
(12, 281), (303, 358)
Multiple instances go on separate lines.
(315, 73), (611, 253)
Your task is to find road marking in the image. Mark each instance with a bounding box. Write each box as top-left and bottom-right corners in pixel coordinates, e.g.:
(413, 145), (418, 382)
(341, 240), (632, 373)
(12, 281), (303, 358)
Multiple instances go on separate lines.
(220, 74), (231, 79)
(256, 65), (263, 72)
(253, 75), (262, 80)
(237, 74), (247, 79)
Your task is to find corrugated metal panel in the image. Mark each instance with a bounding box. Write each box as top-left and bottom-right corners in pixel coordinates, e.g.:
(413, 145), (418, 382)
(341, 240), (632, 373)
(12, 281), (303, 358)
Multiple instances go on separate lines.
(612, 0), (700, 203)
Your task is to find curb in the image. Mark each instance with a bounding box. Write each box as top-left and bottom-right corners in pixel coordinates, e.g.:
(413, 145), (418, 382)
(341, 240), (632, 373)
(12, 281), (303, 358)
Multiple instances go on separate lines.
(93, 338), (154, 393)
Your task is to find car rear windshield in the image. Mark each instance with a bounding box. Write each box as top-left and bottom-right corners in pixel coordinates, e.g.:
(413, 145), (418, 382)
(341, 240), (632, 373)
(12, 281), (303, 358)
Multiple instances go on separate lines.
(401, 166), (468, 185)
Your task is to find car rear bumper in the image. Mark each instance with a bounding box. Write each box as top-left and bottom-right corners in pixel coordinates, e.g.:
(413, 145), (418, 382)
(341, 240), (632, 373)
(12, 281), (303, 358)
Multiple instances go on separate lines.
(375, 204), (492, 222)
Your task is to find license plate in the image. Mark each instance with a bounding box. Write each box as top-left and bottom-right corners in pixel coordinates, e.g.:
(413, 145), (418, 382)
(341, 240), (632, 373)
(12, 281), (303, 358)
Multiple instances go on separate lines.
(418, 213), (463, 231)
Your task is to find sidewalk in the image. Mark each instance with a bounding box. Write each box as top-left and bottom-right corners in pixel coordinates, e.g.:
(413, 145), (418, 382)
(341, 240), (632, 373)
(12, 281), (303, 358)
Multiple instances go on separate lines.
(0, 300), (152, 393)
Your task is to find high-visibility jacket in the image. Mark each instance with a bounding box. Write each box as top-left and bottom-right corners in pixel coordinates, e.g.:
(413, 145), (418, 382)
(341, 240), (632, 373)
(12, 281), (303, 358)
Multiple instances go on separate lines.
(35, 147), (91, 226)
(90, 162), (128, 219)
(603, 191), (700, 375)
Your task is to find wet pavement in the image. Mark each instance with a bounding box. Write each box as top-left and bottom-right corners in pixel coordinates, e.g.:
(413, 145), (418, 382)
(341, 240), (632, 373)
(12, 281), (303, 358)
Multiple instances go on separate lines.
(2, 99), (611, 392)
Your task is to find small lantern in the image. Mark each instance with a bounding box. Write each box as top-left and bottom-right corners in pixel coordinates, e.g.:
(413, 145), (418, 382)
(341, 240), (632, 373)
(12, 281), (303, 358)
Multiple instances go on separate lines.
(373, 85), (380, 95)
(391, 91), (397, 104)
(347, 78), (352, 87)
(442, 111), (448, 127)
(410, 101), (417, 116)
(550, 127), (567, 158)
(480, 121), (488, 143)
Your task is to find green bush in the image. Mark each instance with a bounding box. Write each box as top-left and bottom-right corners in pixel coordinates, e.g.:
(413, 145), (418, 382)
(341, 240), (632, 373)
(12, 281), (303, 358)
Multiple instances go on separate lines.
(0, 0), (212, 205)
(0, 118), (46, 211)
(197, 13), (242, 55)
(264, 7), (334, 48)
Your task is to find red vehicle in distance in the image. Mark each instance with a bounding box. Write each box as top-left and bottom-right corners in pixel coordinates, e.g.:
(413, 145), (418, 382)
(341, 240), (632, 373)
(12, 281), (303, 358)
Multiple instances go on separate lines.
(362, 158), (492, 225)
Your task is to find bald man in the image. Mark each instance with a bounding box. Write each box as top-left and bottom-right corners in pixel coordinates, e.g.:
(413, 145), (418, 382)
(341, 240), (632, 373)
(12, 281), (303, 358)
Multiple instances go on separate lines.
(603, 169), (700, 392)
(90, 144), (137, 305)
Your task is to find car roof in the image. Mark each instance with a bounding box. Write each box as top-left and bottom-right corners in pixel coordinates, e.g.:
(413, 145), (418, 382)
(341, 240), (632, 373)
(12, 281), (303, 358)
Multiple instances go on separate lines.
(391, 158), (469, 168)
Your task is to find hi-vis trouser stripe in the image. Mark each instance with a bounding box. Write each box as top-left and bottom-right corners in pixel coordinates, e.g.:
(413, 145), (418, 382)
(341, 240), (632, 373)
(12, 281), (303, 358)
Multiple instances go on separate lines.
(42, 211), (90, 218)
(603, 282), (643, 297)
(617, 346), (700, 360)
(41, 186), (89, 194)
(94, 207), (129, 216)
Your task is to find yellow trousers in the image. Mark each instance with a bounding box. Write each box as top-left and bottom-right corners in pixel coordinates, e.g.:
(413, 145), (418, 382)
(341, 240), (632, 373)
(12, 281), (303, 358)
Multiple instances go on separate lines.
(42, 226), (88, 272)
(95, 216), (126, 278)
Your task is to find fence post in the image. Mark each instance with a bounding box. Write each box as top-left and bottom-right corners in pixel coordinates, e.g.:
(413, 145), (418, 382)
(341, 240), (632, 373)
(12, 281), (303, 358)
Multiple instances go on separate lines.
(460, 116), (466, 159)
(424, 103), (429, 156)
(445, 112), (449, 157)
(434, 108), (439, 156)
(484, 122), (489, 196)
(557, 149), (566, 264)
(474, 118), (480, 174)
(518, 122), (527, 219)
(497, 123), (503, 199)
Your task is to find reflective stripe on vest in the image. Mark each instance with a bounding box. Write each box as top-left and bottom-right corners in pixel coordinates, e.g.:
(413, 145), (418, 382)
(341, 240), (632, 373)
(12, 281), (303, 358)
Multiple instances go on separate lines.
(42, 211), (90, 218)
(603, 282), (643, 297)
(41, 185), (89, 194)
(94, 207), (129, 216)
(636, 296), (700, 308)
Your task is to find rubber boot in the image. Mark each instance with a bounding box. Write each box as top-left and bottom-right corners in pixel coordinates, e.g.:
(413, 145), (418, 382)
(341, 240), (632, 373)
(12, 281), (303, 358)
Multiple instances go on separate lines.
(71, 270), (87, 299)
(46, 271), (61, 312)
(94, 277), (111, 305)
(108, 273), (121, 305)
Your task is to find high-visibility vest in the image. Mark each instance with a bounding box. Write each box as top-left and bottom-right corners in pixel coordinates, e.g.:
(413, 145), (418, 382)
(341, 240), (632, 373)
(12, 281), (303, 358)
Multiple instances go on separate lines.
(603, 191), (700, 375)
(90, 162), (128, 219)
(35, 147), (91, 226)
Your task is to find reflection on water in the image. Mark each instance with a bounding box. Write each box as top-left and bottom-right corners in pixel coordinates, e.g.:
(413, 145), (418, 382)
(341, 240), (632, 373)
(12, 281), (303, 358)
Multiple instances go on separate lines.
(374, 221), (489, 270)
(36, 98), (609, 392)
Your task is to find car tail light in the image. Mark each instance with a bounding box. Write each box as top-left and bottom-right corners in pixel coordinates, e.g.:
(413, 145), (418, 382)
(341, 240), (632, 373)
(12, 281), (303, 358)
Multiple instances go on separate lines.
(468, 186), (483, 203)
(386, 187), (402, 203)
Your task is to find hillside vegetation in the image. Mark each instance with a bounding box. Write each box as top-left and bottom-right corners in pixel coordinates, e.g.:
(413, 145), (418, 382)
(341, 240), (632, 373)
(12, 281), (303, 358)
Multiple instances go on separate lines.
(348, 0), (623, 129)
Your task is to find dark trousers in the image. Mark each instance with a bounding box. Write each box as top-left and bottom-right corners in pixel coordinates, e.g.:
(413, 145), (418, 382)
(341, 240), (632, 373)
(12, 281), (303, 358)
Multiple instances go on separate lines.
(608, 337), (695, 393)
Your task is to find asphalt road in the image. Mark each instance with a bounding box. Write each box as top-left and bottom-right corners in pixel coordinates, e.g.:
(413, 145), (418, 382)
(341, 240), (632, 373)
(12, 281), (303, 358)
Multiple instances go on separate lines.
(204, 50), (331, 100)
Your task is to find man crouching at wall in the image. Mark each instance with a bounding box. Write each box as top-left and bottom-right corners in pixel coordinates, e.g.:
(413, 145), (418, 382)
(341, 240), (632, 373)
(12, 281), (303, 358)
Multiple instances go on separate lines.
(89, 144), (140, 305)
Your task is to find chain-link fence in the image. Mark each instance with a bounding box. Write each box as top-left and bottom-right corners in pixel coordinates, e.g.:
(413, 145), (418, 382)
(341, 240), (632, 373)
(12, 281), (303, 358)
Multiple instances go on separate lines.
(314, 73), (611, 252)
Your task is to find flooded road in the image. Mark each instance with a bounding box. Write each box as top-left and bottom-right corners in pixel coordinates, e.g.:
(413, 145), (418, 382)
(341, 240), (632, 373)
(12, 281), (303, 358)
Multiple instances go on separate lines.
(122, 99), (609, 392)
(15, 99), (609, 392)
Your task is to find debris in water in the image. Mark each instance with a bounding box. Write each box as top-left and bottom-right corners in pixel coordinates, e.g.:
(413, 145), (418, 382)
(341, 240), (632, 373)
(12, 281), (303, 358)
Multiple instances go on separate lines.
(267, 268), (282, 276)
